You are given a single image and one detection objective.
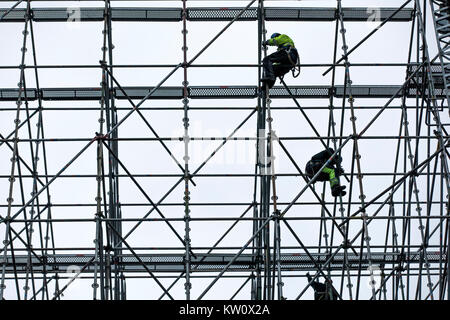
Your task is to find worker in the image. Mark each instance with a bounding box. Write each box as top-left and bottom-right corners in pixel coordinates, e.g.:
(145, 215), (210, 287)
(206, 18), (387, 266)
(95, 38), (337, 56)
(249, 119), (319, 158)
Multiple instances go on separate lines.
(305, 148), (346, 197)
(261, 33), (299, 89)
(307, 273), (339, 300)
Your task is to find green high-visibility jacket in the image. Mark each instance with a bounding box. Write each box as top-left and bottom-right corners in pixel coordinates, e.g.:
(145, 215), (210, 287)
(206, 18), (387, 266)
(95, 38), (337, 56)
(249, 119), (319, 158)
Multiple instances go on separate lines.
(267, 34), (295, 50)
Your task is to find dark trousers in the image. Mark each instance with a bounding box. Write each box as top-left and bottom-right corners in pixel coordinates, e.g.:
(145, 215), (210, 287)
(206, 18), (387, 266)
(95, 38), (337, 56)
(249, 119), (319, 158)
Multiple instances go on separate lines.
(262, 48), (298, 89)
(305, 160), (339, 187)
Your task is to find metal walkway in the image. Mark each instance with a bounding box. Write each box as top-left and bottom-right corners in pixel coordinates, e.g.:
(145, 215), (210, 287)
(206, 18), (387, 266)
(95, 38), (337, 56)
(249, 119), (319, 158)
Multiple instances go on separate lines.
(0, 85), (447, 101)
(1, 252), (445, 273)
(0, 7), (414, 23)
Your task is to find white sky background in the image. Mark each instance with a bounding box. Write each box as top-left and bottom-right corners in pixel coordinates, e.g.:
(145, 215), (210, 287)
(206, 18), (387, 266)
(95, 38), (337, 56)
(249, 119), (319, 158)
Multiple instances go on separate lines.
(0, 0), (449, 300)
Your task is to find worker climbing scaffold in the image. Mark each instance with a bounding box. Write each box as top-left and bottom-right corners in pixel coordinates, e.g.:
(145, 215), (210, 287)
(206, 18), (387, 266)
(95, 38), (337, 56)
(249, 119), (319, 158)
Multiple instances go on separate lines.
(261, 33), (300, 89)
(305, 148), (347, 197)
(307, 273), (339, 300)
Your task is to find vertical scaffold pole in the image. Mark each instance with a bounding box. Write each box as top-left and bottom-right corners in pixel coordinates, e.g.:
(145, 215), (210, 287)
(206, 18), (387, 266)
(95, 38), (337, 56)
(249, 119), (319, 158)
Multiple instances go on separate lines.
(252, 0), (265, 300)
(335, 0), (377, 300)
(102, 0), (122, 300)
(93, 134), (105, 300)
(257, 0), (273, 300)
(0, 0), (31, 300)
(182, 0), (192, 300)
(414, 0), (450, 299)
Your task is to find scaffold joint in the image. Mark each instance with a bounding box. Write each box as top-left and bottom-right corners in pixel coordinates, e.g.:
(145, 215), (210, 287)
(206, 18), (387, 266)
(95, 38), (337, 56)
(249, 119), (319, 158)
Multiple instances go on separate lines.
(394, 265), (406, 272)
(95, 211), (104, 219)
(342, 239), (352, 249)
(40, 255), (48, 265)
(271, 209), (281, 220)
(94, 132), (108, 141)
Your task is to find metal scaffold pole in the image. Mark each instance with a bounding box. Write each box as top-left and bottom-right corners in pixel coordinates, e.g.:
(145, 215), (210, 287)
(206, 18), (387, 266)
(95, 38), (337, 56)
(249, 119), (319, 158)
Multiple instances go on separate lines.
(181, 0), (192, 300)
(102, 0), (123, 301)
(0, 0), (31, 300)
(252, 0), (264, 300)
(335, 0), (377, 300)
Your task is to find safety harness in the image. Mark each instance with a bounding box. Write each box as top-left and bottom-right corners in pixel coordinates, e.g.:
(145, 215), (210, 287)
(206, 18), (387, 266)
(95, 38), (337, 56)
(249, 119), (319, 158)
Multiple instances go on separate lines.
(284, 46), (301, 78)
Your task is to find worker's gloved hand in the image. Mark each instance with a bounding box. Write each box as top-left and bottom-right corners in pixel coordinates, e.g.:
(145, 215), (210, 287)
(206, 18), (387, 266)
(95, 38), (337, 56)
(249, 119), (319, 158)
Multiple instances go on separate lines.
(263, 40), (269, 46)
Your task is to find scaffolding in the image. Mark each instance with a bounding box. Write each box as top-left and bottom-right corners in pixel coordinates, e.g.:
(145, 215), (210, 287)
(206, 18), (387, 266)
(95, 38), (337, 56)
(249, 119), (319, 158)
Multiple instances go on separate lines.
(0, 0), (449, 300)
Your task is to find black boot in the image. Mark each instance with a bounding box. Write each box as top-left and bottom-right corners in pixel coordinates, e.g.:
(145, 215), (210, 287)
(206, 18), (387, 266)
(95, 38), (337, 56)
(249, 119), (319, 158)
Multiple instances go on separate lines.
(331, 185), (346, 197)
